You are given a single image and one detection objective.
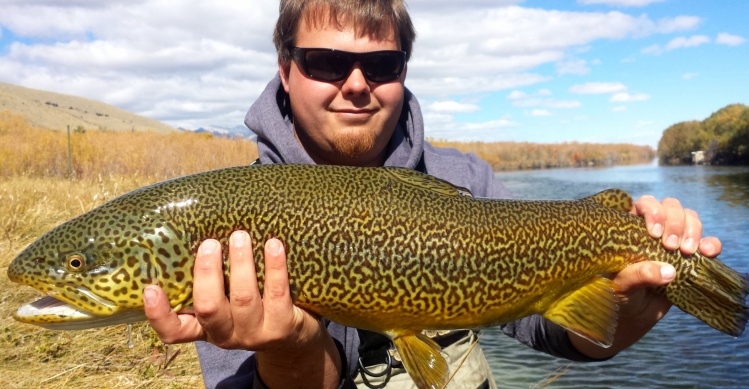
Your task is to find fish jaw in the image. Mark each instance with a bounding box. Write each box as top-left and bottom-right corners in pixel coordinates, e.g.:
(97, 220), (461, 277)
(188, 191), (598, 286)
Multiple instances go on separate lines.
(13, 296), (147, 330)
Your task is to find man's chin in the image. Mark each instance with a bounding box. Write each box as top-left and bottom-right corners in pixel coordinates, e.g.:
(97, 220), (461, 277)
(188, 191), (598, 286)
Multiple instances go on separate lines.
(331, 130), (377, 159)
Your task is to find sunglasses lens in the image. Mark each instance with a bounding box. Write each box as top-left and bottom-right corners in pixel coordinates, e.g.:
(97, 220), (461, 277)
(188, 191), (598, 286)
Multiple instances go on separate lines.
(363, 52), (405, 83)
(303, 51), (353, 81)
(296, 49), (405, 83)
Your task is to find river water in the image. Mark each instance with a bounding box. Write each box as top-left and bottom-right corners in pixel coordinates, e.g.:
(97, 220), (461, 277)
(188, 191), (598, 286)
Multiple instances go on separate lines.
(481, 163), (749, 388)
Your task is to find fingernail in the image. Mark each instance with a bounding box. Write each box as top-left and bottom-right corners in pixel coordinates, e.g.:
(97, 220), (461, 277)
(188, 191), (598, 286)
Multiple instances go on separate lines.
(660, 264), (676, 281)
(651, 223), (664, 237)
(683, 237), (695, 252)
(700, 240), (715, 254)
(266, 238), (283, 255)
(231, 231), (249, 248)
(200, 239), (218, 255)
(666, 234), (679, 249)
(144, 286), (157, 306)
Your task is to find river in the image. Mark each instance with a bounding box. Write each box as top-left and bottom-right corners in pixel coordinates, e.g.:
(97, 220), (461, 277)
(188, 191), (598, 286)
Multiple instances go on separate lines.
(481, 163), (749, 388)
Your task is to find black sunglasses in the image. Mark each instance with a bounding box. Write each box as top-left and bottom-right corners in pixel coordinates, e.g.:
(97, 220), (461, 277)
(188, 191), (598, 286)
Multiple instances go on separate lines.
(291, 47), (407, 83)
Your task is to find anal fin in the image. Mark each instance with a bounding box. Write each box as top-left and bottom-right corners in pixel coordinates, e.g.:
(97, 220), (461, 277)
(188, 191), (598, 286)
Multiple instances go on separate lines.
(543, 276), (619, 348)
(392, 332), (449, 389)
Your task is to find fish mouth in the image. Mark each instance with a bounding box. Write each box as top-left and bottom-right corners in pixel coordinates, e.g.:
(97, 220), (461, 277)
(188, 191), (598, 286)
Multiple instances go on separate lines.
(13, 287), (146, 330)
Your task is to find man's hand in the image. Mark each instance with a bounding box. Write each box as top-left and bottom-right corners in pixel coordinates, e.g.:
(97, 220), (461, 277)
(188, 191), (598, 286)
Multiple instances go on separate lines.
(143, 231), (342, 388)
(571, 195), (722, 359)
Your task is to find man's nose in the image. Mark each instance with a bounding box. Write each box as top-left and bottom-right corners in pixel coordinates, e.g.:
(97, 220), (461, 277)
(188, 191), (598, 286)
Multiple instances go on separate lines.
(341, 63), (370, 96)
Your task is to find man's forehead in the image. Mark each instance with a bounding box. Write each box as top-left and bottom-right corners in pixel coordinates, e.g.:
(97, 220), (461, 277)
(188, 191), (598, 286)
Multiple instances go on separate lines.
(298, 5), (398, 45)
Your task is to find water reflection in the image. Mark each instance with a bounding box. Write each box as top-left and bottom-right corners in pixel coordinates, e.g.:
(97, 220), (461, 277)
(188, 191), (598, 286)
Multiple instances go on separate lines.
(705, 168), (749, 208)
(483, 164), (749, 388)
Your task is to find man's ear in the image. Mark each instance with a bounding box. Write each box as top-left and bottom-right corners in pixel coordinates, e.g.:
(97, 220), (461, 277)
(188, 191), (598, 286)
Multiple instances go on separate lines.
(279, 60), (292, 93)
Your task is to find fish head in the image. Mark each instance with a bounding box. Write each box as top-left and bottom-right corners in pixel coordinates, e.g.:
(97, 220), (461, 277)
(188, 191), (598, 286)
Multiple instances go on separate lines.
(7, 200), (192, 330)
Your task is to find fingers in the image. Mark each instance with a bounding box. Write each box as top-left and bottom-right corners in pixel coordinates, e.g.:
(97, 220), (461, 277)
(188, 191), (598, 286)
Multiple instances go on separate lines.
(193, 239), (233, 345)
(613, 261), (676, 291)
(144, 284), (204, 344)
(698, 236), (722, 257)
(261, 238), (297, 338)
(228, 231), (263, 333)
(634, 195), (718, 255)
(145, 232), (321, 352)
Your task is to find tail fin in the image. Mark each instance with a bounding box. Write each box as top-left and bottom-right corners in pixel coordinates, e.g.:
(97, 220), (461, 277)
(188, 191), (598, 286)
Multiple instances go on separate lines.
(665, 254), (749, 337)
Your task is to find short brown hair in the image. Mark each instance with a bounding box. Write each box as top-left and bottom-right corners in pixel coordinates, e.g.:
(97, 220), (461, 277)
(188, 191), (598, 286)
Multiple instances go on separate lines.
(273, 0), (416, 63)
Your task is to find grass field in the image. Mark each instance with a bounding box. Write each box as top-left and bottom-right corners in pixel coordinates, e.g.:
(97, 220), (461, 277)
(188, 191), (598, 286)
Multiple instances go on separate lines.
(0, 111), (257, 388)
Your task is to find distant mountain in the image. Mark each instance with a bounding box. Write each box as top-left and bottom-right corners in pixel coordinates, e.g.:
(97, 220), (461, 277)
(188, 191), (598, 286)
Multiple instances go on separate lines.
(0, 81), (176, 133)
(181, 124), (257, 141)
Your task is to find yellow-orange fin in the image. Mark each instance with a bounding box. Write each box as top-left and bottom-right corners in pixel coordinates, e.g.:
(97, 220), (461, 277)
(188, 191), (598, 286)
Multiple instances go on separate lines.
(543, 276), (619, 348)
(581, 188), (632, 212)
(392, 332), (449, 389)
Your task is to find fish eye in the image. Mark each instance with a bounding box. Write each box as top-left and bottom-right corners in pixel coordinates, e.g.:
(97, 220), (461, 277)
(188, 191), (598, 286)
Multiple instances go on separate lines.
(66, 254), (86, 272)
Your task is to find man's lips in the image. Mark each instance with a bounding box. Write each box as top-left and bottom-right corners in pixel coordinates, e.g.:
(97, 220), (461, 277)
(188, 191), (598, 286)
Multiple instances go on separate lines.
(333, 109), (377, 121)
(333, 109), (376, 114)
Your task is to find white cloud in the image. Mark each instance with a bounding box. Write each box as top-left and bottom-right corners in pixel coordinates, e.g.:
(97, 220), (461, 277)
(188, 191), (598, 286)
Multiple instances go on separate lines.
(665, 35), (711, 50)
(424, 115), (519, 142)
(682, 73), (699, 80)
(577, 0), (665, 7)
(641, 44), (663, 55)
(507, 90), (529, 100)
(0, 0), (710, 133)
(643, 34), (711, 55)
(530, 109), (552, 117)
(716, 33), (746, 46)
(428, 100), (481, 114)
(654, 16), (701, 34)
(507, 88), (581, 109)
(407, 6), (701, 94)
(406, 73), (550, 98)
(610, 92), (650, 102)
(569, 82), (627, 94)
(556, 58), (590, 75)
(513, 98), (582, 109)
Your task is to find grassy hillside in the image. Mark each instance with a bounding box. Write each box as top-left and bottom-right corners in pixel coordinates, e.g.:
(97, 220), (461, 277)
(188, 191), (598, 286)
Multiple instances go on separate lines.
(0, 82), (176, 133)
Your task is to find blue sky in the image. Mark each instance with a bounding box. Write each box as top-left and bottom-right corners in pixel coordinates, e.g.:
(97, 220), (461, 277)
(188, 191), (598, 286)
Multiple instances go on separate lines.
(0, 0), (746, 147)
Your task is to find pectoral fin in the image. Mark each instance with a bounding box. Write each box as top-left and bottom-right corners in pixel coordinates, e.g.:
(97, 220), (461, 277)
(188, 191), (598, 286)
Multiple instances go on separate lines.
(391, 332), (449, 389)
(543, 276), (619, 347)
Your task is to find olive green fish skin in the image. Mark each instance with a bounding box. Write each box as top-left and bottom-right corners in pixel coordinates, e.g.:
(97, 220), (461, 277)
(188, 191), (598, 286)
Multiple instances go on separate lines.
(7, 164), (749, 338)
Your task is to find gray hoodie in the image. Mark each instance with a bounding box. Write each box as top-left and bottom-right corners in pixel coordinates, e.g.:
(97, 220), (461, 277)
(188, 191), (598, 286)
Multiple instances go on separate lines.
(196, 75), (599, 389)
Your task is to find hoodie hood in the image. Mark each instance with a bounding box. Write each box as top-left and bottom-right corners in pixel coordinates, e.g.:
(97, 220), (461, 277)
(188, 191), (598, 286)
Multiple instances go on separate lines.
(244, 73), (425, 169)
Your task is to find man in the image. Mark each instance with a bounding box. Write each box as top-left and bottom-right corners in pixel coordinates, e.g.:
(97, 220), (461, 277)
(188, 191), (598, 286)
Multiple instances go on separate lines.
(143, 1), (722, 388)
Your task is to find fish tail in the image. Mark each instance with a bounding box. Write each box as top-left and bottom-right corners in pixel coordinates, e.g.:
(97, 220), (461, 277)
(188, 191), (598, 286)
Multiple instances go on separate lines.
(666, 254), (749, 337)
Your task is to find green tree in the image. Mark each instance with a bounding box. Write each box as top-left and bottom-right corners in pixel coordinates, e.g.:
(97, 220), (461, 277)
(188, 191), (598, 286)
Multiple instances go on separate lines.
(657, 121), (704, 165)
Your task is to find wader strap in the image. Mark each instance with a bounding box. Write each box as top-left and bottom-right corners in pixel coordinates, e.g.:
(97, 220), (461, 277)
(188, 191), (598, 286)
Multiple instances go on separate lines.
(356, 329), (395, 388)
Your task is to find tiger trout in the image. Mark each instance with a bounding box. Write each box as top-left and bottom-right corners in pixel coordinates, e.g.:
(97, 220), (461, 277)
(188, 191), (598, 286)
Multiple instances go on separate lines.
(7, 164), (749, 389)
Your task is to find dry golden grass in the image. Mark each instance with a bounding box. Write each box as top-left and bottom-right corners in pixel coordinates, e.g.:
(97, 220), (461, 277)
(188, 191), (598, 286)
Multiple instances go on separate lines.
(429, 139), (655, 171)
(0, 176), (205, 388)
(0, 112), (257, 388)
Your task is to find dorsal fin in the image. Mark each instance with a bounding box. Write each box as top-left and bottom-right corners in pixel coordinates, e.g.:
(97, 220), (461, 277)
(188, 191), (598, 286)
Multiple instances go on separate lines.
(384, 167), (473, 197)
(581, 188), (633, 212)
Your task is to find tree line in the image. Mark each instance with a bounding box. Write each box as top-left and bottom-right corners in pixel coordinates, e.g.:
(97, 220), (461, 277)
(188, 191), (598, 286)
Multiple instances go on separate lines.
(657, 104), (749, 165)
(429, 140), (655, 171)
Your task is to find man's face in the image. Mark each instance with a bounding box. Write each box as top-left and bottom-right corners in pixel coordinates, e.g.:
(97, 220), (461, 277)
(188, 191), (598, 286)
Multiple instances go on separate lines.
(279, 18), (406, 167)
